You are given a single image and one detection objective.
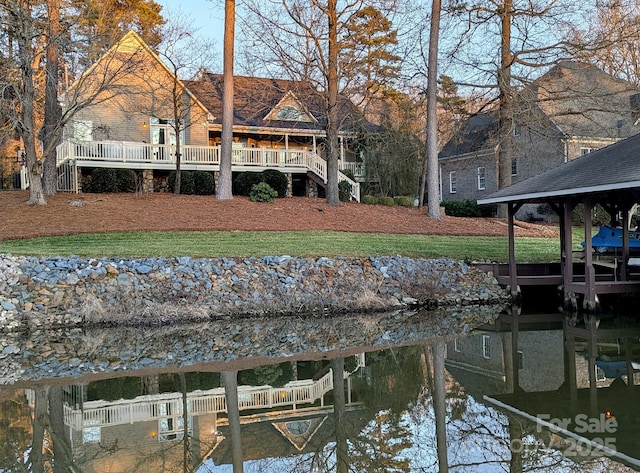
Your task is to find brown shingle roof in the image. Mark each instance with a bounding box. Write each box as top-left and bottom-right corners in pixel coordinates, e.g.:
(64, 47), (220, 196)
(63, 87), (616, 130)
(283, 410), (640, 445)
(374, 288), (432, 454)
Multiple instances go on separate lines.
(185, 73), (371, 132)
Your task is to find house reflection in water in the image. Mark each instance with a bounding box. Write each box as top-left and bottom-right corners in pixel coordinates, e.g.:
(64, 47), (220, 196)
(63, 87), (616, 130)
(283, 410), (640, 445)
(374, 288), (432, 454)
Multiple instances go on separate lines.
(8, 310), (640, 472)
(447, 308), (640, 470)
(24, 354), (367, 472)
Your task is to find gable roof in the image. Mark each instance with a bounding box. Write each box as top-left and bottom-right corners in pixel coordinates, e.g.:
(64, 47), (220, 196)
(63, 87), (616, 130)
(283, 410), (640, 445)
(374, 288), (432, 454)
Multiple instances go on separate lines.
(263, 90), (318, 124)
(528, 61), (640, 138)
(477, 132), (640, 204)
(184, 72), (371, 133)
(439, 111), (498, 158)
(440, 61), (640, 159)
(65, 30), (210, 117)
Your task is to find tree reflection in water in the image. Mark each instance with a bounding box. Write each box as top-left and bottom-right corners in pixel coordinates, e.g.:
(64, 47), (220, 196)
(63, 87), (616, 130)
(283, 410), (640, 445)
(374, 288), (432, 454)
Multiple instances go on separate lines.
(3, 317), (640, 472)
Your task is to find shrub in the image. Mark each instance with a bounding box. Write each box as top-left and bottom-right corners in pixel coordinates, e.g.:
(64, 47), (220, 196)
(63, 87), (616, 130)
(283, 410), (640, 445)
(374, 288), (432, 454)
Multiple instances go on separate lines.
(571, 203), (611, 226)
(168, 170), (197, 194)
(441, 199), (481, 217)
(233, 172), (262, 196)
(261, 169), (288, 197)
(394, 196), (414, 207)
(338, 180), (352, 202)
(193, 171), (215, 195)
(249, 182), (278, 202)
(89, 168), (118, 193)
(362, 194), (378, 205)
(378, 196), (395, 207)
(116, 169), (137, 192)
(339, 168), (356, 181)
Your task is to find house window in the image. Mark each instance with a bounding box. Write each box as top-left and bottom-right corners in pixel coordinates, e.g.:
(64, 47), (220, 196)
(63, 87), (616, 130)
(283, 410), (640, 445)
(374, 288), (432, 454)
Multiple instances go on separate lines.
(580, 147), (593, 155)
(276, 105), (303, 121)
(482, 335), (491, 359)
(158, 402), (192, 442)
(73, 120), (93, 141)
(453, 339), (461, 352)
(83, 426), (101, 444)
(449, 171), (457, 194)
(477, 167), (486, 190)
(511, 157), (518, 176)
(513, 124), (521, 136)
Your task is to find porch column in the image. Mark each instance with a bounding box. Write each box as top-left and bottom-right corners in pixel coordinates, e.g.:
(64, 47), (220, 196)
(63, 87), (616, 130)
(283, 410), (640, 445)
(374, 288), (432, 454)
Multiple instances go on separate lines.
(563, 317), (578, 402)
(285, 133), (289, 150)
(625, 337), (635, 393)
(339, 136), (344, 161)
(508, 202), (519, 297)
(562, 199), (576, 310)
(286, 173), (292, 197)
(583, 198), (597, 312)
(586, 315), (598, 416)
(76, 165), (82, 193)
(622, 207), (630, 281)
(312, 136), (317, 154)
(142, 169), (154, 193)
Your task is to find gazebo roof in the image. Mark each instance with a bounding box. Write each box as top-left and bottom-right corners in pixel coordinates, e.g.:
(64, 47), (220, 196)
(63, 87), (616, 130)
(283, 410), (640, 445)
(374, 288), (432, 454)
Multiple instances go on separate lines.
(478, 133), (640, 205)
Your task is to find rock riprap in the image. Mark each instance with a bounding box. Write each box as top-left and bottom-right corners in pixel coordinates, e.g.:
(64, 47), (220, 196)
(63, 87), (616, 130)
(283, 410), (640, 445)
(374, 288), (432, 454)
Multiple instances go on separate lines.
(0, 254), (509, 332)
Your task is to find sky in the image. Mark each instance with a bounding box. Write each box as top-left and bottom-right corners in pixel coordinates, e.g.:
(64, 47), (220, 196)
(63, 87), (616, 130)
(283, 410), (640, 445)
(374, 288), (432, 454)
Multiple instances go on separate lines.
(155, 0), (225, 54)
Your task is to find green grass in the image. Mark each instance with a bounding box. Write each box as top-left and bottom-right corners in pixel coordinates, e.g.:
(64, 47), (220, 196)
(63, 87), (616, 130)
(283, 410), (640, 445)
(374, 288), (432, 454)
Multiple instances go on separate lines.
(0, 230), (580, 263)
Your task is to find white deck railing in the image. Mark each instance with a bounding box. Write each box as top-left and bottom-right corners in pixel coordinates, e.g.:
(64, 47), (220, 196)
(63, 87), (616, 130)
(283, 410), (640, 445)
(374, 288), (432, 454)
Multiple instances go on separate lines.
(56, 140), (360, 200)
(62, 370), (336, 431)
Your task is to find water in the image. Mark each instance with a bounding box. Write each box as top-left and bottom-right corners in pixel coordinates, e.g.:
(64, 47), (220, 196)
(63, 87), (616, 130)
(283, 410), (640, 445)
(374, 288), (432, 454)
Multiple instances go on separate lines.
(1, 307), (640, 472)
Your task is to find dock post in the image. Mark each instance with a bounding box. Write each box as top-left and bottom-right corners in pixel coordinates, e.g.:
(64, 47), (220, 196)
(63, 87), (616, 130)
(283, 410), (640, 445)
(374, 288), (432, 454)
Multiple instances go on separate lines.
(583, 199), (598, 312)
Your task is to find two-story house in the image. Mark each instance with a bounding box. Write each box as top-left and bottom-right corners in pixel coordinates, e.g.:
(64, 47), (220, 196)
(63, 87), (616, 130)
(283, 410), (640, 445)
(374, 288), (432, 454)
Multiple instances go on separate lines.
(58, 31), (369, 199)
(439, 61), (640, 219)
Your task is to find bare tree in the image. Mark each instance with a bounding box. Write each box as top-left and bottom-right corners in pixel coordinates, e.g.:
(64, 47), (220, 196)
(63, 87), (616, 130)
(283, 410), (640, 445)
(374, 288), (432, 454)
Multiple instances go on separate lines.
(436, 0), (581, 209)
(570, 0), (640, 86)
(217, 0), (235, 200)
(421, 0), (443, 219)
(41, 0), (62, 195)
(0, 0), (165, 204)
(236, 0), (402, 206)
(142, 13), (215, 195)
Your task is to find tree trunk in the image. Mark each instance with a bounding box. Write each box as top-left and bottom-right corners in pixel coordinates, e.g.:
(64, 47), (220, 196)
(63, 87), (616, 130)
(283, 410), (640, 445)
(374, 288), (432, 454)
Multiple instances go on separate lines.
(174, 128), (182, 195)
(217, 0), (235, 200)
(332, 358), (348, 473)
(180, 373), (192, 473)
(30, 386), (48, 473)
(433, 341), (448, 472)
(497, 0), (513, 218)
(49, 386), (73, 473)
(173, 55), (183, 195)
(325, 0), (340, 207)
(42, 0), (62, 195)
(12, 2), (46, 205)
(426, 0), (442, 219)
(222, 371), (244, 473)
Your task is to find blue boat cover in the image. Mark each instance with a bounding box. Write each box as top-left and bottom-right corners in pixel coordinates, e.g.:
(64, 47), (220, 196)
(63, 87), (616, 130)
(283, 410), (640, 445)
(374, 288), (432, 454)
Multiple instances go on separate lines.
(581, 226), (640, 252)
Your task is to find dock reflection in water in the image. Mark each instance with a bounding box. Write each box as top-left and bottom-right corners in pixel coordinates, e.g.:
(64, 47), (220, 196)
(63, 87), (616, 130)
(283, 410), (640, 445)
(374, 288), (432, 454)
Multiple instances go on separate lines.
(2, 308), (640, 472)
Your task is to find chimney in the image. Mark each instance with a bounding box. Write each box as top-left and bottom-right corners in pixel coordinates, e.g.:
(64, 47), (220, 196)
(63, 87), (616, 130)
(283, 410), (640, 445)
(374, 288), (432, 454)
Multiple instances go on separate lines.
(630, 93), (640, 125)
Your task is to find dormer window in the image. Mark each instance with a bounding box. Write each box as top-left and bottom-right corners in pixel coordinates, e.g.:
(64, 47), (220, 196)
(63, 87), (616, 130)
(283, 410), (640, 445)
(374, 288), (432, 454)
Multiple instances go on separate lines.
(277, 106), (303, 120)
(264, 90), (317, 123)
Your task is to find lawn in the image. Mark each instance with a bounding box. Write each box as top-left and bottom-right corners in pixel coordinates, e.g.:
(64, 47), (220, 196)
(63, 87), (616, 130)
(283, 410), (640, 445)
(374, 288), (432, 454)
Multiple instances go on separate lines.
(0, 230), (578, 262)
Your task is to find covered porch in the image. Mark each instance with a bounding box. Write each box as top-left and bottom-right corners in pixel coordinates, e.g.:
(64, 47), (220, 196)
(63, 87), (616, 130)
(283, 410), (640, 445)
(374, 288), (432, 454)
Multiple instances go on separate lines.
(478, 133), (640, 312)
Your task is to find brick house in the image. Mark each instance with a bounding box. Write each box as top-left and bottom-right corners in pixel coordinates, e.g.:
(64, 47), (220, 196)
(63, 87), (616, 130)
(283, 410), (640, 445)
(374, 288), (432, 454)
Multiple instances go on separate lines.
(439, 61), (640, 219)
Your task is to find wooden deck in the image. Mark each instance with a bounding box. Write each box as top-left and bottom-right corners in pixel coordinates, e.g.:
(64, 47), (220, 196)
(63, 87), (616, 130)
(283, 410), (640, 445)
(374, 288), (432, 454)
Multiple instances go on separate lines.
(477, 261), (640, 301)
(55, 139), (361, 200)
